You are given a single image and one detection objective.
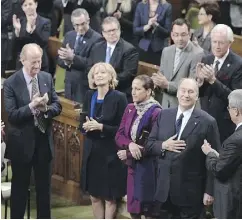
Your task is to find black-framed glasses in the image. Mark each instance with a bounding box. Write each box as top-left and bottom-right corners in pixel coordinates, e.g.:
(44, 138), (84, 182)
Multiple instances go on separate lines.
(102, 28), (119, 34)
(227, 106), (237, 111)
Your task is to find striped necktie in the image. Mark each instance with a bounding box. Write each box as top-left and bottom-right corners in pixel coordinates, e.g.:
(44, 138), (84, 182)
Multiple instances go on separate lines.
(173, 49), (182, 73)
(105, 46), (112, 63)
(74, 35), (83, 54)
(175, 113), (184, 139)
(214, 60), (220, 75)
(32, 77), (46, 133)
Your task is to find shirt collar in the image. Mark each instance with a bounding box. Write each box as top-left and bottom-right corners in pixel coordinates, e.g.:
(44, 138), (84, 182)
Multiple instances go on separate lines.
(22, 68), (37, 85)
(236, 122), (242, 131)
(177, 105), (195, 119)
(176, 41), (190, 53)
(214, 49), (230, 64)
(107, 41), (118, 50)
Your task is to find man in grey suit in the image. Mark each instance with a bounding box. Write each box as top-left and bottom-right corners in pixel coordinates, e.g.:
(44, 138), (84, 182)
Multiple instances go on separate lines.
(152, 18), (204, 108)
(57, 8), (102, 103)
(201, 89), (242, 219)
(147, 78), (220, 218)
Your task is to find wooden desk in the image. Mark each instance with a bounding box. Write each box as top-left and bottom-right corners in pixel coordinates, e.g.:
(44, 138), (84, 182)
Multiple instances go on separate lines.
(231, 35), (242, 57)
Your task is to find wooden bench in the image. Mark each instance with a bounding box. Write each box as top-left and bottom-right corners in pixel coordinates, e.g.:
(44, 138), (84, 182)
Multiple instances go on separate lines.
(231, 34), (242, 57)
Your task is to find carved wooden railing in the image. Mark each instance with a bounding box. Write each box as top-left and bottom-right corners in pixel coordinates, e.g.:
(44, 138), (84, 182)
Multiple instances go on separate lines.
(52, 97), (90, 204)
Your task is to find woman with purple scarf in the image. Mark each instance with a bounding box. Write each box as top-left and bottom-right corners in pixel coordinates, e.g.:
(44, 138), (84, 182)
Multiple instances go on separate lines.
(115, 75), (162, 218)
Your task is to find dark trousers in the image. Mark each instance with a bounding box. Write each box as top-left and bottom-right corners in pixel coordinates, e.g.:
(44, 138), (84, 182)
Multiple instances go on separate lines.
(10, 129), (52, 219)
(155, 196), (204, 219)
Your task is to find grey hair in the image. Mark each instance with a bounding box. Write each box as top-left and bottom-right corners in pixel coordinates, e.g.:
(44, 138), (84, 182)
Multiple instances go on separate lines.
(228, 89), (242, 112)
(211, 24), (234, 43)
(178, 78), (199, 96)
(71, 8), (89, 19)
(20, 43), (43, 60)
(102, 16), (120, 30)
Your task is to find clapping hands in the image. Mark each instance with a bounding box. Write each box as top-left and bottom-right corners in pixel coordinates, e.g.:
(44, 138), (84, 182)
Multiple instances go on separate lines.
(82, 117), (103, 132)
(29, 93), (49, 112)
(13, 14), (21, 36)
(58, 43), (75, 62)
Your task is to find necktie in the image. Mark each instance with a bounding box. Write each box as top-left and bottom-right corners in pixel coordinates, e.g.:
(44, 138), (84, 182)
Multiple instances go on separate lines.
(214, 60), (220, 75)
(173, 49), (182, 73)
(105, 46), (112, 63)
(74, 35), (83, 54)
(175, 113), (184, 138)
(32, 78), (46, 133)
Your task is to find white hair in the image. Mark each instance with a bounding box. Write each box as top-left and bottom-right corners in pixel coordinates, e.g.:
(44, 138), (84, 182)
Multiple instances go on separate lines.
(228, 89), (242, 112)
(211, 24), (234, 43)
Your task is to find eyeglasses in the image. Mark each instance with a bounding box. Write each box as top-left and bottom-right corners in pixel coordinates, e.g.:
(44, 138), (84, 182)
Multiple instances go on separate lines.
(72, 22), (88, 28)
(172, 33), (189, 38)
(102, 28), (119, 34)
(227, 106), (237, 111)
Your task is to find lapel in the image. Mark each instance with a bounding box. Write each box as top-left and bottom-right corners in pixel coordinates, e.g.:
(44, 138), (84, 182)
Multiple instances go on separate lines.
(143, 3), (149, 25)
(180, 109), (201, 140)
(168, 46), (176, 80)
(171, 42), (192, 80)
(156, 2), (166, 21)
(18, 70), (31, 105)
(100, 42), (107, 62)
(69, 31), (78, 49)
(216, 51), (233, 79)
(110, 39), (122, 66)
(37, 72), (49, 97)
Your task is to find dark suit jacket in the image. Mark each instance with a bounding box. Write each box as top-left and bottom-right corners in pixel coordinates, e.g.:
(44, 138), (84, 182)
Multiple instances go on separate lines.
(200, 51), (242, 142)
(206, 125), (242, 219)
(88, 38), (139, 102)
(133, 1), (172, 52)
(146, 108), (221, 207)
(79, 89), (128, 192)
(15, 15), (51, 71)
(3, 70), (62, 163)
(57, 28), (102, 103)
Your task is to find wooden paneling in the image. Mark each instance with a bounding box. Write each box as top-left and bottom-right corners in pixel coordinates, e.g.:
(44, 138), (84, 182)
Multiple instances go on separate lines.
(169, 0), (183, 20)
(52, 97), (90, 205)
(231, 35), (242, 58)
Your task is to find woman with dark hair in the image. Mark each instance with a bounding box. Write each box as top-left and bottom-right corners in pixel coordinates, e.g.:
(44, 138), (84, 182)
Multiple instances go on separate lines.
(133, 0), (172, 65)
(193, 1), (220, 53)
(12, 0), (51, 72)
(115, 75), (162, 218)
(102, 0), (141, 44)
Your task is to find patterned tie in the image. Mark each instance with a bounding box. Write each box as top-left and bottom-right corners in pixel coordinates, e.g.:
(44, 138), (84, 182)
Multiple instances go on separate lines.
(214, 60), (220, 75)
(74, 35), (83, 54)
(105, 46), (112, 63)
(173, 49), (182, 73)
(175, 113), (184, 138)
(32, 77), (46, 133)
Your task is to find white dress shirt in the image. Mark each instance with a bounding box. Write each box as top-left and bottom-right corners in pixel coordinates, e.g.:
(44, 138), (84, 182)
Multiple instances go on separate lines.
(213, 49), (230, 71)
(23, 68), (39, 100)
(176, 105), (195, 140)
(107, 42), (117, 57)
(236, 122), (242, 131)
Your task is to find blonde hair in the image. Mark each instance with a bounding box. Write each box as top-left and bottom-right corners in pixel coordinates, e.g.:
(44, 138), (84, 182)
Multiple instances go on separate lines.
(20, 43), (43, 61)
(88, 62), (118, 89)
(106, 0), (132, 14)
(142, 0), (166, 4)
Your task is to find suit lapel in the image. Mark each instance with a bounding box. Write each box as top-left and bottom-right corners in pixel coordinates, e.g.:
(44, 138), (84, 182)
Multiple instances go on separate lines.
(180, 109), (200, 140)
(216, 52), (232, 79)
(167, 46), (176, 81)
(100, 42), (107, 62)
(124, 106), (137, 137)
(37, 72), (49, 96)
(110, 40), (121, 66)
(18, 70), (31, 105)
(143, 3), (149, 25)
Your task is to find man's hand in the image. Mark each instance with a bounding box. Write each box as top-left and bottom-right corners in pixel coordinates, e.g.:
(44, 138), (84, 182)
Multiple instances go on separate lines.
(117, 150), (127, 161)
(29, 93), (46, 109)
(129, 142), (143, 160)
(203, 193), (214, 206)
(201, 139), (212, 155)
(1, 120), (5, 136)
(200, 64), (216, 84)
(162, 134), (186, 153)
(151, 73), (169, 89)
(113, 10), (122, 19)
(58, 43), (75, 61)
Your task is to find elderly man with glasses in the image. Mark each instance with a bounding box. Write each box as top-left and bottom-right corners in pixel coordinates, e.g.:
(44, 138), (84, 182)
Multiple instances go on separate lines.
(202, 89), (242, 219)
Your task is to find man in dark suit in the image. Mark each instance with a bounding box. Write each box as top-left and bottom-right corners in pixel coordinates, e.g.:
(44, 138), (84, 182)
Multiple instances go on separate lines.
(201, 89), (242, 219)
(147, 78), (221, 218)
(3, 43), (62, 219)
(88, 16), (139, 102)
(57, 8), (102, 103)
(197, 24), (242, 143)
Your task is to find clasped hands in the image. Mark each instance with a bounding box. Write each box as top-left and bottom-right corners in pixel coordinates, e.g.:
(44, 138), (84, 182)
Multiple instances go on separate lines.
(144, 14), (158, 32)
(196, 63), (216, 86)
(58, 43), (74, 64)
(117, 142), (143, 161)
(82, 116), (103, 132)
(151, 72), (169, 89)
(29, 93), (49, 112)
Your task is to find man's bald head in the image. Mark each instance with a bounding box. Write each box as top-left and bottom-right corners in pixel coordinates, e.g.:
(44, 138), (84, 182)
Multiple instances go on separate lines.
(20, 43), (43, 77)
